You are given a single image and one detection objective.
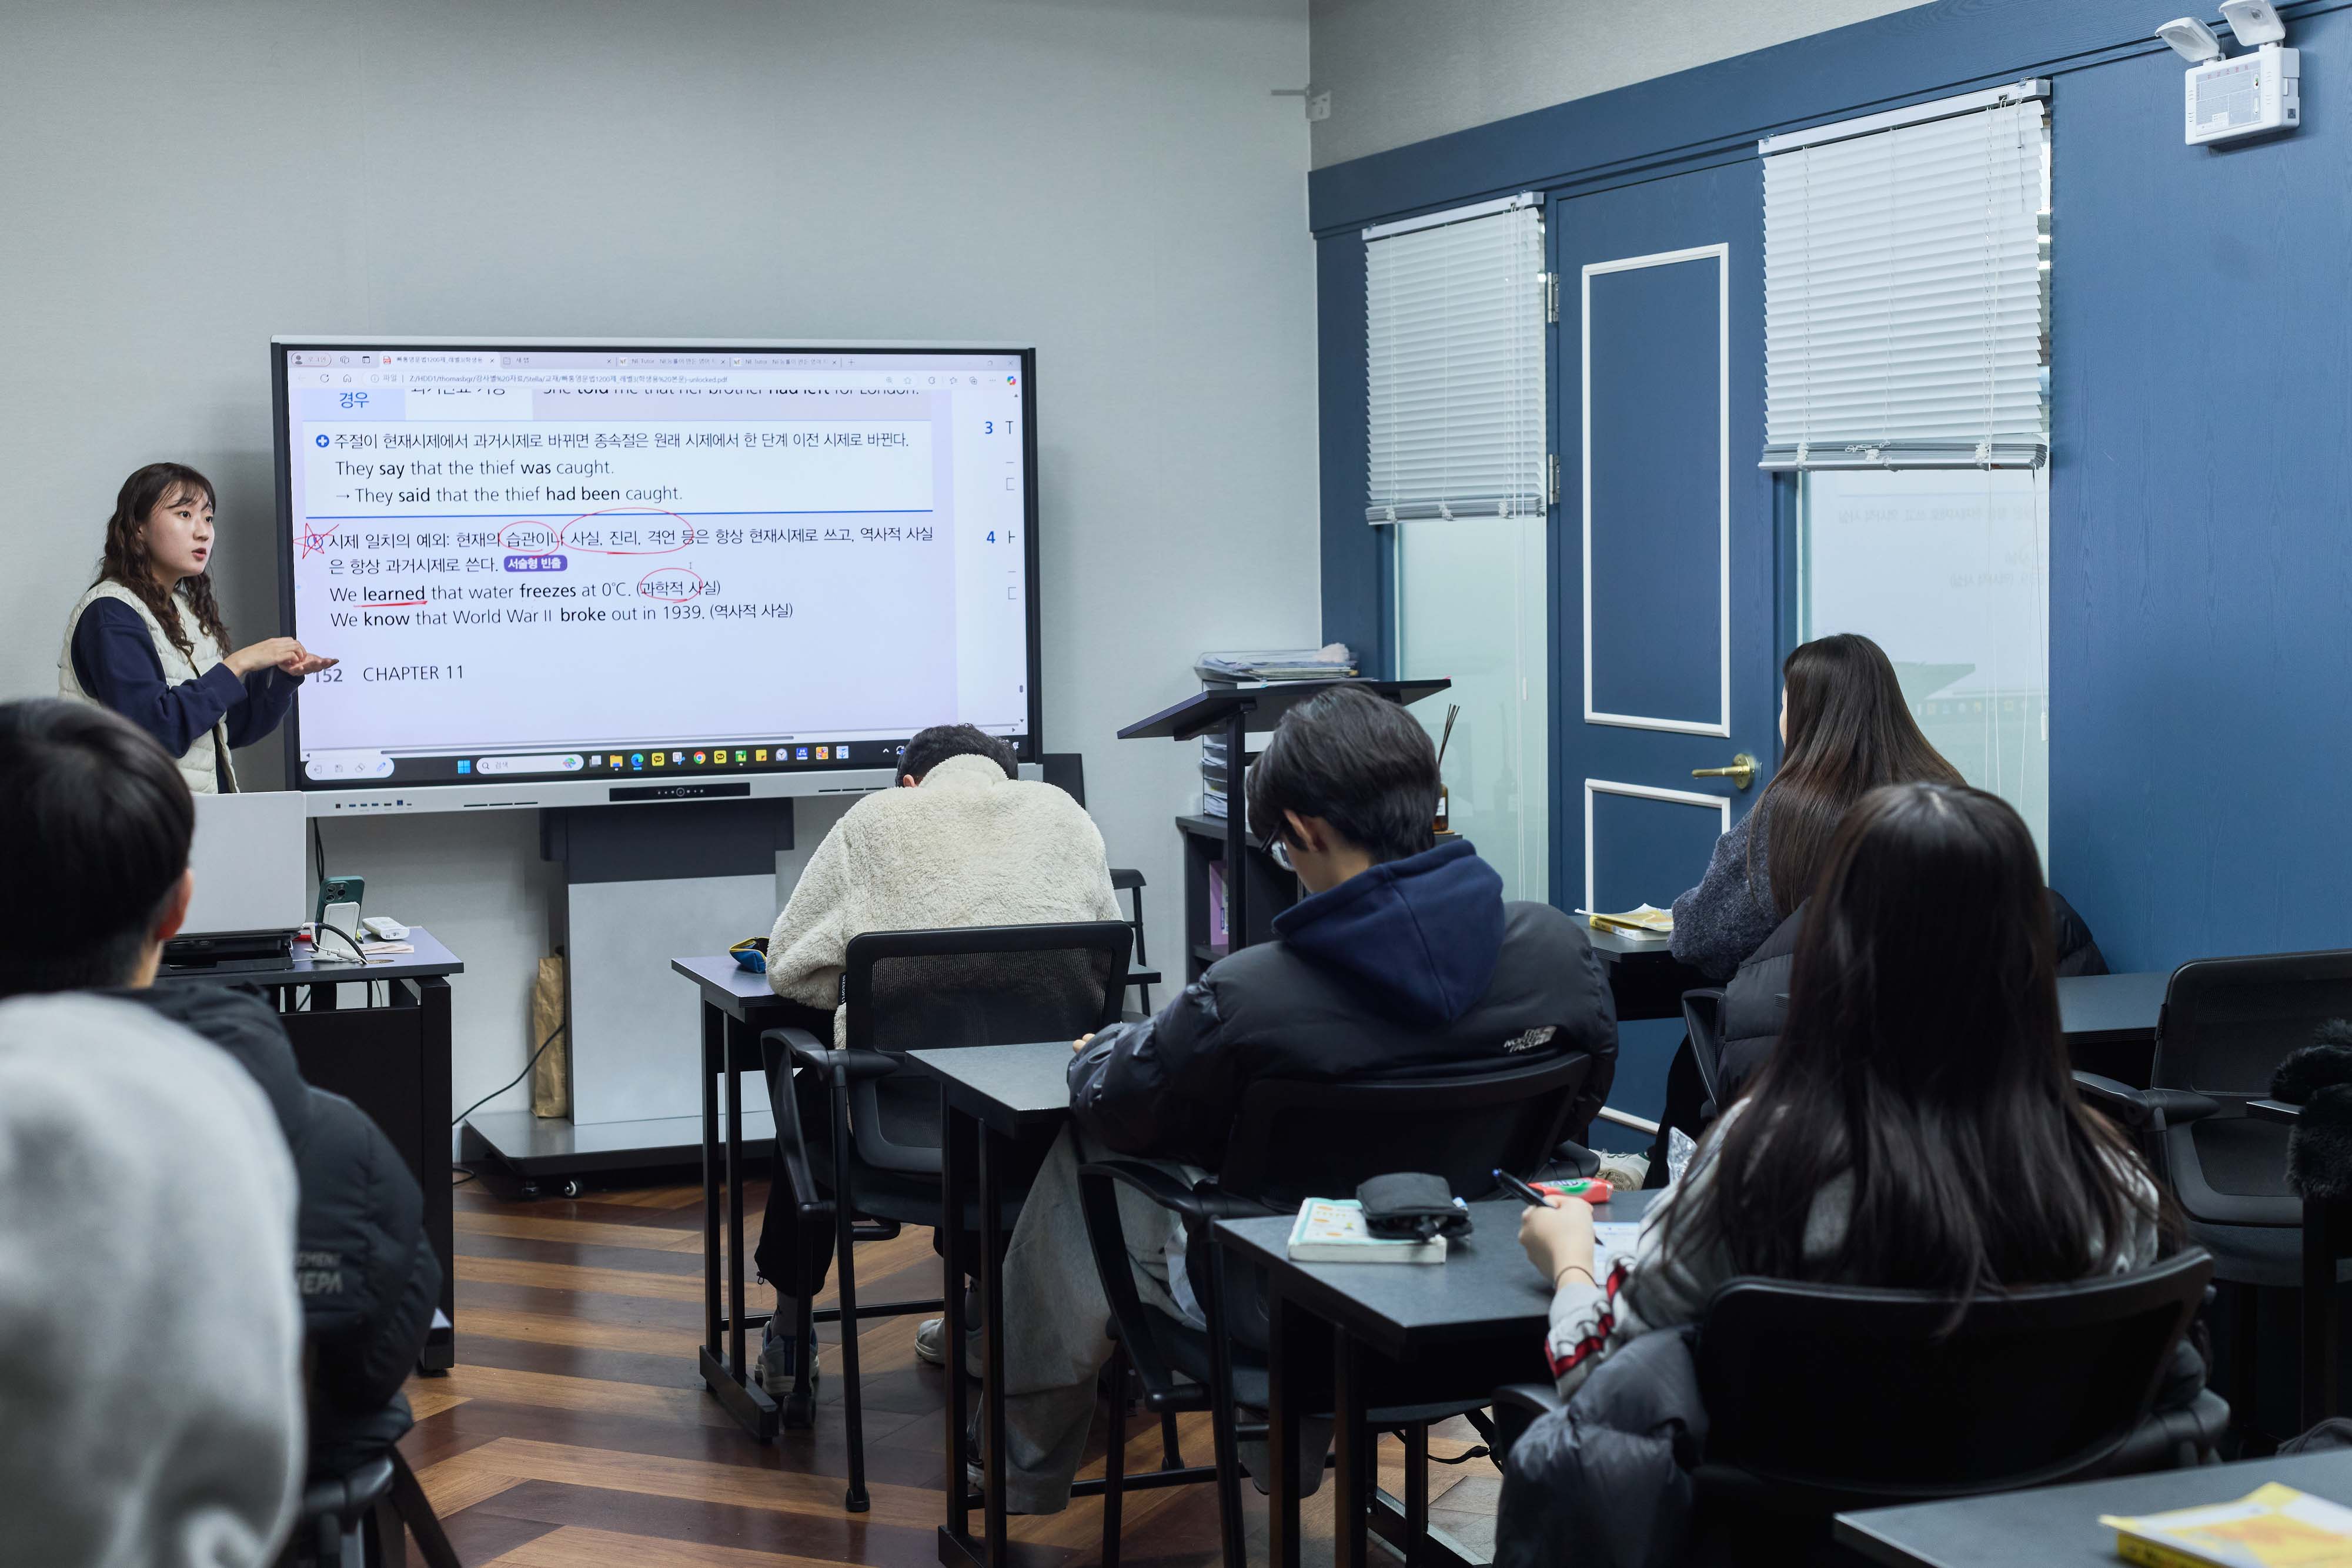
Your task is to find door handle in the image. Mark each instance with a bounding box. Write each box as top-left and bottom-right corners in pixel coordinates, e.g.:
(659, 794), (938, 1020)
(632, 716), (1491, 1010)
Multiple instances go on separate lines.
(1692, 753), (1758, 791)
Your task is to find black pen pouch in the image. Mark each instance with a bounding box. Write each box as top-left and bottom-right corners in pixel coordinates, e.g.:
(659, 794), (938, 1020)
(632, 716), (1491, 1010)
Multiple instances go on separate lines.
(1356, 1172), (1474, 1241)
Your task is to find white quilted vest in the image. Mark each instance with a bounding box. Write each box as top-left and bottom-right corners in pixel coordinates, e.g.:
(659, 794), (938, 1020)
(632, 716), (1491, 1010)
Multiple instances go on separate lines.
(58, 580), (238, 794)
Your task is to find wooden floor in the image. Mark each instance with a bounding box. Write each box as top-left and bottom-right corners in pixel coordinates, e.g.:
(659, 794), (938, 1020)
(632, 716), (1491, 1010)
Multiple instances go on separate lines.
(402, 1173), (1502, 1567)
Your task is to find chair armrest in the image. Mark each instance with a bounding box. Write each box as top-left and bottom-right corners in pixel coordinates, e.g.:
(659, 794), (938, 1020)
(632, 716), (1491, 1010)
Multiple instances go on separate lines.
(1492, 1382), (1566, 1420)
(1110, 867), (1145, 891)
(1080, 1160), (1214, 1225)
(761, 1028), (896, 1085)
(2072, 1072), (2223, 1131)
(757, 1029), (838, 1224)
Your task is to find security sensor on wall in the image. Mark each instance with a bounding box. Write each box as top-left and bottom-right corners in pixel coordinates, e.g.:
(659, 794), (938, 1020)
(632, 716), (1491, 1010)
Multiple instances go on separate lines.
(2156, 7), (2299, 144)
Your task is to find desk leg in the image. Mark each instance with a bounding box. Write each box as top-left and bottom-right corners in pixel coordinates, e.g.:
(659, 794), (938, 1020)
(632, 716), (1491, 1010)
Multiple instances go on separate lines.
(980, 1124), (1010, 1568)
(2305, 1196), (2343, 1430)
(1264, 1281), (1306, 1568)
(701, 1001), (723, 1365)
(1332, 1328), (1369, 1568)
(417, 977), (455, 1372)
(943, 1107), (977, 1553)
(697, 1011), (777, 1441)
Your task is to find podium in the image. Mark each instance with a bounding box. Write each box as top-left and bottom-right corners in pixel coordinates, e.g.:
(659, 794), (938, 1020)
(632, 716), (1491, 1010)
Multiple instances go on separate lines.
(1118, 677), (1451, 954)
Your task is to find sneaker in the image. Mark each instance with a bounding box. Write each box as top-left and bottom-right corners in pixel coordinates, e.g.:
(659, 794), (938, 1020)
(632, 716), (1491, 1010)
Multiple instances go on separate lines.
(1595, 1151), (1651, 1191)
(757, 1319), (818, 1390)
(915, 1315), (985, 1378)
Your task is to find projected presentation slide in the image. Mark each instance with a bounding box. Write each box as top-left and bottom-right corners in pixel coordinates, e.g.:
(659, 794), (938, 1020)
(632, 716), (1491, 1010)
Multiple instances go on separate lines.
(276, 344), (1035, 790)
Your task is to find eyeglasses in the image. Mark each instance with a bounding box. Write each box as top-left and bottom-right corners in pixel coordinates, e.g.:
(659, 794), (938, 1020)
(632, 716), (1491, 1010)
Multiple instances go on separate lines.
(1266, 836), (1295, 872)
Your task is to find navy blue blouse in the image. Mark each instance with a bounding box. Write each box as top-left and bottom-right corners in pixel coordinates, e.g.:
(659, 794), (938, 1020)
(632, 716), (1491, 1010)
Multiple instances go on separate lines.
(69, 599), (300, 777)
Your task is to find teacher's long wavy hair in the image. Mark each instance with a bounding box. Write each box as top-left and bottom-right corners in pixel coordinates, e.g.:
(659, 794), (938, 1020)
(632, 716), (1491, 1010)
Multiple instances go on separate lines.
(1752, 633), (1963, 917)
(1662, 783), (2168, 1319)
(96, 462), (233, 661)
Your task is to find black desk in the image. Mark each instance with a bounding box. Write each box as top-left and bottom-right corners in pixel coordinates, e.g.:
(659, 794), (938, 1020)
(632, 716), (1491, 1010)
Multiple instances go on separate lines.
(155, 927), (463, 1371)
(669, 952), (836, 1442)
(1218, 1189), (1661, 1568)
(903, 1041), (1090, 1568)
(2059, 970), (2170, 1083)
(1835, 1449), (2352, 1567)
(1583, 929), (1708, 1024)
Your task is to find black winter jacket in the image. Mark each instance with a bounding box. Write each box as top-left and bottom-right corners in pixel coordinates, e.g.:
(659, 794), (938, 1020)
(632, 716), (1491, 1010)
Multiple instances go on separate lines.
(1069, 838), (1619, 1166)
(123, 985), (440, 1456)
(1712, 888), (2110, 1108)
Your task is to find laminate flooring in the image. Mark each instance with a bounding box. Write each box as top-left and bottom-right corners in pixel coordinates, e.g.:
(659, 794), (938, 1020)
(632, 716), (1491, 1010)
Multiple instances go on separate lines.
(403, 1174), (1503, 1567)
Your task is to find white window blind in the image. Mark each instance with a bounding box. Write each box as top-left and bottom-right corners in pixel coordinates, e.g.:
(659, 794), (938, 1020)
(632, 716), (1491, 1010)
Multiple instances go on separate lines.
(1762, 87), (2050, 470)
(1365, 195), (1546, 522)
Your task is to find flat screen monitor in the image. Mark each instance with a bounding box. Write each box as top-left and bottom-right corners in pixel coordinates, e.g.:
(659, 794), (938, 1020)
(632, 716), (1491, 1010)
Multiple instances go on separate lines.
(272, 339), (1040, 814)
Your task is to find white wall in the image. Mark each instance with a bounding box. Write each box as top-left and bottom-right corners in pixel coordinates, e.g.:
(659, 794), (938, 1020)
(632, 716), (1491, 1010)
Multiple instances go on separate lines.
(1307, 0), (1933, 168)
(0, 0), (1319, 1125)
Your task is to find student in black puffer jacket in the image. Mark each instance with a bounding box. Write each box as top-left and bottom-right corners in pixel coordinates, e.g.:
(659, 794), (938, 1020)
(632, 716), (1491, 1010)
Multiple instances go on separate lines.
(0, 699), (439, 1475)
(1709, 888), (2109, 1112)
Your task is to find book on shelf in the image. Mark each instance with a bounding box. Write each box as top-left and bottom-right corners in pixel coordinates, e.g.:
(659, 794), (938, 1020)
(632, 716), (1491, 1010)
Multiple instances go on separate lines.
(1286, 1198), (1446, 1265)
(2100, 1482), (2352, 1567)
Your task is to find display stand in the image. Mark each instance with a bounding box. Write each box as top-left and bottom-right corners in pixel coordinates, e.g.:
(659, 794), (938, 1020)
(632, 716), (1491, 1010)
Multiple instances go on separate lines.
(1118, 678), (1449, 952)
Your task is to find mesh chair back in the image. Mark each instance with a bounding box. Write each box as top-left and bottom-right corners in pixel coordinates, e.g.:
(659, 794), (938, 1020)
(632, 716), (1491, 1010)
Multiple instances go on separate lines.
(838, 922), (1131, 1174)
(1201, 1053), (1593, 1352)
(1695, 1248), (2211, 1506)
(2156, 949), (2352, 1098)
(1215, 1052), (1595, 1211)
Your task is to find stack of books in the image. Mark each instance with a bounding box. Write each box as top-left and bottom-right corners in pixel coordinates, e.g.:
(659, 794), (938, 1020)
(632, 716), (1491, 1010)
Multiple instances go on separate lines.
(1195, 645), (1355, 821)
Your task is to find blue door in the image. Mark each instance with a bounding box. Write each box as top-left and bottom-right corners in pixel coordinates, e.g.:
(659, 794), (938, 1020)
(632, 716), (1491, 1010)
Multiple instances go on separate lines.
(1551, 159), (1779, 1136)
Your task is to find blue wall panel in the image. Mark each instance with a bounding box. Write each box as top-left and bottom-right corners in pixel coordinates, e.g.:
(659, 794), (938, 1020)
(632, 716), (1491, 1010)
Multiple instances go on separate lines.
(1316, 234), (1388, 676)
(1586, 256), (1725, 726)
(2050, 14), (2352, 968)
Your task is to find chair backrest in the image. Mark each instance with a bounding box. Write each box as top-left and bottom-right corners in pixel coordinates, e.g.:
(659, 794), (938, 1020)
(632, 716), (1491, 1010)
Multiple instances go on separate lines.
(1682, 987), (1726, 1110)
(1214, 1052), (1595, 1211)
(2154, 949), (2352, 1100)
(838, 921), (1131, 1173)
(1695, 1248), (2211, 1509)
(1040, 751), (1087, 807)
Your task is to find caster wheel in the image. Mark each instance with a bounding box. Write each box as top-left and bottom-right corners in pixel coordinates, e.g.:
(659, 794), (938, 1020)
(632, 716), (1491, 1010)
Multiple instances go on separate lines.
(781, 1389), (816, 1430)
(519, 1182), (540, 1200)
(560, 1179), (582, 1199)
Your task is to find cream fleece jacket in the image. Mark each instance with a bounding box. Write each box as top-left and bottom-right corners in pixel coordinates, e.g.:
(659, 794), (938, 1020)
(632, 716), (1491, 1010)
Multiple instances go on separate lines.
(0, 994), (302, 1568)
(767, 753), (1122, 1043)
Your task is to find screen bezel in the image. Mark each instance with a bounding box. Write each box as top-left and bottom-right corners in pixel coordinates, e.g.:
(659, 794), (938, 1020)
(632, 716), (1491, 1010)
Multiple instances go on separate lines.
(270, 336), (1044, 813)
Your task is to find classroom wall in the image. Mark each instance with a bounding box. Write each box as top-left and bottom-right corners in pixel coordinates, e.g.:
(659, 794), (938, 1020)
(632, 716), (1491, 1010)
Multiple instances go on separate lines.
(1305, 0), (1933, 168)
(0, 0), (1319, 1125)
(1309, 0), (2352, 987)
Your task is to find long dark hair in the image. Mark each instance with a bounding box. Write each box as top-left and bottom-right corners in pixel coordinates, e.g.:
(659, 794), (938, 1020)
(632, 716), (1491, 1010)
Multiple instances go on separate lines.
(96, 463), (231, 661)
(1665, 783), (2161, 1309)
(1753, 633), (1962, 917)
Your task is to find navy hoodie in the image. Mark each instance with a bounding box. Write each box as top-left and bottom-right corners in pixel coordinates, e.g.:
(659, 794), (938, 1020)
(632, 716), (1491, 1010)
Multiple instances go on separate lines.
(1070, 840), (1618, 1168)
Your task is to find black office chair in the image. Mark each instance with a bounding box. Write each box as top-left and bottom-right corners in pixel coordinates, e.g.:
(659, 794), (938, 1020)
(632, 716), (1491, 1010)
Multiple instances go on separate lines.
(277, 1396), (462, 1568)
(761, 920), (1132, 1511)
(1495, 1250), (2225, 1562)
(2074, 949), (2352, 1428)
(1041, 751), (1159, 1012)
(1681, 987), (1726, 1123)
(1078, 1051), (1597, 1568)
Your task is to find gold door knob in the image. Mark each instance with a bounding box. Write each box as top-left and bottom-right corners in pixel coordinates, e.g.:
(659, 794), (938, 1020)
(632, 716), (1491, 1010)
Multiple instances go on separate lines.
(1692, 753), (1758, 791)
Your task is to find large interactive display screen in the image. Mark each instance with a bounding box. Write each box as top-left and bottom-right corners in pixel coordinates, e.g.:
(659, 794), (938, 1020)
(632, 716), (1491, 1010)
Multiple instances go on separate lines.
(273, 339), (1040, 813)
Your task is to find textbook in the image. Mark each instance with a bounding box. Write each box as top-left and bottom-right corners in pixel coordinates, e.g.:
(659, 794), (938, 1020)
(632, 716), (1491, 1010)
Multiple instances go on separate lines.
(1581, 904), (1675, 939)
(2100, 1482), (2352, 1567)
(1287, 1199), (1447, 1265)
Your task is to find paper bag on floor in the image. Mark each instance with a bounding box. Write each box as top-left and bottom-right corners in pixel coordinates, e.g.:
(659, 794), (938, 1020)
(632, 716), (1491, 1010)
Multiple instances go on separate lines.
(530, 954), (570, 1118)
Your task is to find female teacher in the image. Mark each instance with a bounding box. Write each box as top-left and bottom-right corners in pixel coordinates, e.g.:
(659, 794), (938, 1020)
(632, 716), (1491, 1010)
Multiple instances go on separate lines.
(58, 462), (333, 793)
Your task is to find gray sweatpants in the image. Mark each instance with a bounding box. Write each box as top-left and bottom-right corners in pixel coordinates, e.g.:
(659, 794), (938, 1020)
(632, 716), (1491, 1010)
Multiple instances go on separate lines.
(995, 1126), (1200, 1514)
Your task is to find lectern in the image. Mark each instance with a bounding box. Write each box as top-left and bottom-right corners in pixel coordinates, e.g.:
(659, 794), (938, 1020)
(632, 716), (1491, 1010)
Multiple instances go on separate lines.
(1118, 677), (1451, 953)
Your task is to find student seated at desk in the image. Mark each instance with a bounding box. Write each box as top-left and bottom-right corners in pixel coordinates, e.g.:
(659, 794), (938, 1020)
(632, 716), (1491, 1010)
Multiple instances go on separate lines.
(957, 687), (1617, 1514)
(1651, 633), (1965, 1176)
(0, 699), (439, 1467)
(756, 722), (1121, 1392)
(0, 992), (303, 1568)
(1519, 783), (2183, 1406)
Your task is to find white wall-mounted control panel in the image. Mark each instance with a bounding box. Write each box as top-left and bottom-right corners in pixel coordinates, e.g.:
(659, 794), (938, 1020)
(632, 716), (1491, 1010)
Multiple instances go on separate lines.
(2186, 45), (2300, 144)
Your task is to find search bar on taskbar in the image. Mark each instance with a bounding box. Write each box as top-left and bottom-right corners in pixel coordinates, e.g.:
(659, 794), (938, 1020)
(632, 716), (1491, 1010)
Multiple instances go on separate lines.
(475, 755), (584, 776)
